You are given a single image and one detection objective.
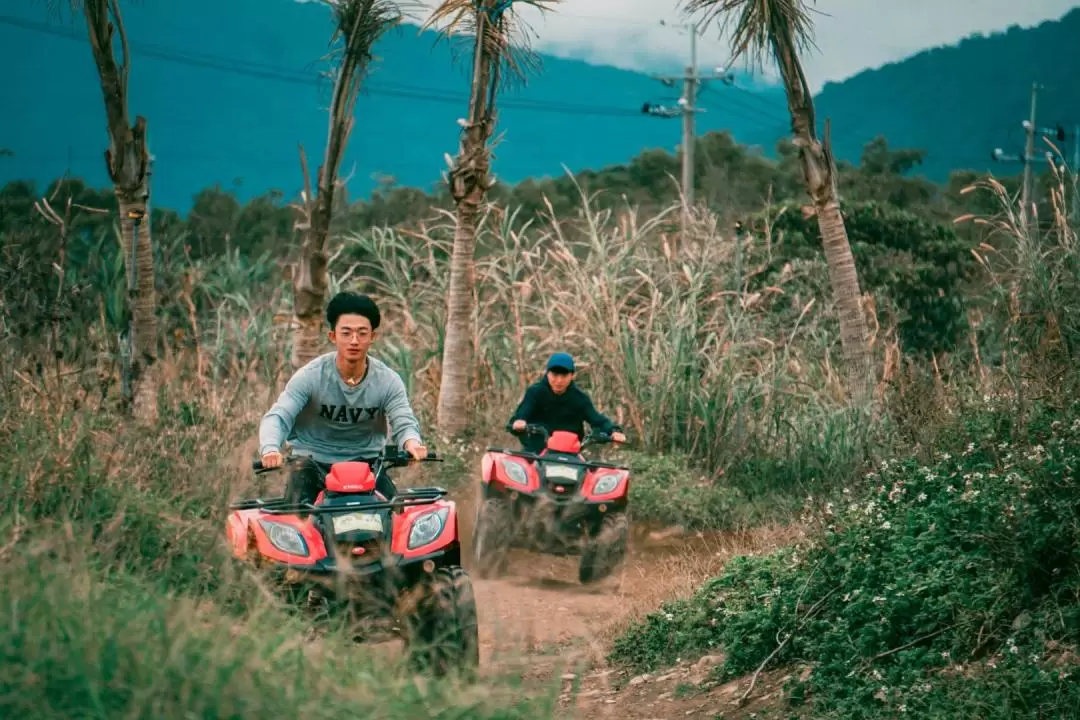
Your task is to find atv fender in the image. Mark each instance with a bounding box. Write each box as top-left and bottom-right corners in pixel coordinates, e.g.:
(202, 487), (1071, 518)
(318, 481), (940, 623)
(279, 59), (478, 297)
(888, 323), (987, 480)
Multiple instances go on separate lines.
(225, 510), (253, 558)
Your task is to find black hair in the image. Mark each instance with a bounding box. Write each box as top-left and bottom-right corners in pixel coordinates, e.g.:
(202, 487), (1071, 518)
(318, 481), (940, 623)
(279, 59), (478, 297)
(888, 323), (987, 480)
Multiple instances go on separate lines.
(326, 291), (381, 330)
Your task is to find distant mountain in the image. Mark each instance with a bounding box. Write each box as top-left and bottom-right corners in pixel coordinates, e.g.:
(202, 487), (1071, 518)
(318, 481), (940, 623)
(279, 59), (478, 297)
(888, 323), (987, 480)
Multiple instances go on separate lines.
(0, 0), (782, 211)
(1, 1), (1077, 212)
(815, 6), (1080, 183)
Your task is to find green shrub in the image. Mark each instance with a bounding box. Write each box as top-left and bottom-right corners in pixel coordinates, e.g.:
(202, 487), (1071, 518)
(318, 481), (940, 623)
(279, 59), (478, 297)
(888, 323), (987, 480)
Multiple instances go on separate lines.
(612, 398), (1080, 717)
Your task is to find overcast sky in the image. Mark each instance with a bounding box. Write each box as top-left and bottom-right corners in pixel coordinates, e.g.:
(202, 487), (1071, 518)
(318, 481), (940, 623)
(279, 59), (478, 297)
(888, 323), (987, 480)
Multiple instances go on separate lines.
(395, 0), (1079, 92)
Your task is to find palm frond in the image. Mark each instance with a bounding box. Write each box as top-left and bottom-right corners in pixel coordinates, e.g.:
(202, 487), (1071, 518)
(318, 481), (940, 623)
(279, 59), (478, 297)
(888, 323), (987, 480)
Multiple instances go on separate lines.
(323, 0), (414, 72)
(315, 1), (413, 197)
(682, 0), (818, 68)
(422, 0), (560, 87)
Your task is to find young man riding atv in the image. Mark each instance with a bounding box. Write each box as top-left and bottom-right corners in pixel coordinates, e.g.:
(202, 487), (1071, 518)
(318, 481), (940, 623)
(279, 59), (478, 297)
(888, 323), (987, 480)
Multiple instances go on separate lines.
(472, 352), (631, 583)
(258, 291), (428, 502)
(508, 352), (627, 449)
(249, 291), (478, 674)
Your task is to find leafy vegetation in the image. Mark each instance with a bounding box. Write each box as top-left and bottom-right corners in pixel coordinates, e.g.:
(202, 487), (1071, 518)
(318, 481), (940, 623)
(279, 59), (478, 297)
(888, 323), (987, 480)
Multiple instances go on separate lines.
(611, 170), (1080, 716)
(0, 134), (1030, 528)
(4, 152), (1079, 717)
(0, 543), (550, 718)
(5, 0), (1080, 717)
(612, 396), (1080, 718)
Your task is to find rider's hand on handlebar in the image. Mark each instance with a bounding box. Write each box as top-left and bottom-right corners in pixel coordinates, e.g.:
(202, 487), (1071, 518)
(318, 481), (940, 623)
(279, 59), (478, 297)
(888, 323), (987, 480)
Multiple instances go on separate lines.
(261, 451), (284, 468)
(404, 439), (428, 461)
(511, 420), (527, 432)
(611, 431), (627, 444)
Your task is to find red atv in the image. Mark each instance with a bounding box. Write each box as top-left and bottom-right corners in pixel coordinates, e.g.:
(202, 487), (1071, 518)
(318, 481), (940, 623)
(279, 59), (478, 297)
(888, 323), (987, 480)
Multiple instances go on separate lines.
(225, 445), (478, 675)
(473, 424), (631, 584)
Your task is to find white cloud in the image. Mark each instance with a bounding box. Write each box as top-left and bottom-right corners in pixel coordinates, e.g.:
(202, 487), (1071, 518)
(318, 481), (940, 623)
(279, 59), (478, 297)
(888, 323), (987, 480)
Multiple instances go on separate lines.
(395, 0), (1079, 92)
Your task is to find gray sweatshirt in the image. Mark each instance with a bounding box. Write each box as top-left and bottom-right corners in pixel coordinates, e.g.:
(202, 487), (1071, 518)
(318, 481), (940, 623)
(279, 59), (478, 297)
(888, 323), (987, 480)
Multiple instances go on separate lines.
(258, 352), (423, 464)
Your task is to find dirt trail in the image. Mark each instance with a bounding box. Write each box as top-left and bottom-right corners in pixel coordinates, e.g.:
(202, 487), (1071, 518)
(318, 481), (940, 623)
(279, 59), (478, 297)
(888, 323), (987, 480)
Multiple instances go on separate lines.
(229, 452), (803, 716)
(453, 483), (804, 717)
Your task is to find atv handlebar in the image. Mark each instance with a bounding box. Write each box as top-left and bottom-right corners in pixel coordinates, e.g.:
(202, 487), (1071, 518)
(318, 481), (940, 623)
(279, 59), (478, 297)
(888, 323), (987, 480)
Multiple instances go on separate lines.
(507, 423), (623, 447)
(252, 445), (441, 474)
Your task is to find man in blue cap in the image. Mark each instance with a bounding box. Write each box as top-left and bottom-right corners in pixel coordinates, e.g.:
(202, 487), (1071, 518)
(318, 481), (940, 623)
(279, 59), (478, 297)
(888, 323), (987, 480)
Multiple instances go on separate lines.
(508, 352), (626, 453)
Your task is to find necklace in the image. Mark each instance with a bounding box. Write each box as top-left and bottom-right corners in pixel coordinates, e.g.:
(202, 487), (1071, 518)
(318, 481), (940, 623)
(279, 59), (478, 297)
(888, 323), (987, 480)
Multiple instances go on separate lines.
(340, 358), (367, 386)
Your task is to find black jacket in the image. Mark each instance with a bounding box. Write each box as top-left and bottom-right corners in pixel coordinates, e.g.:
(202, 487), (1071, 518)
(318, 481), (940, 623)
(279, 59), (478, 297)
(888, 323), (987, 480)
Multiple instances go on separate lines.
(508, 377), (620, 451)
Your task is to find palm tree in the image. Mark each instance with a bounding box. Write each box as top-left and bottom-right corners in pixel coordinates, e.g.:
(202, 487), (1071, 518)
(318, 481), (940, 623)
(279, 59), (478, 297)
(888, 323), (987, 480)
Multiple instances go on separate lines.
(78, 0), (157, 421)
(423, 0), (559, 436)
(684, 0), (872, 400)
(291, 0), (406, 368)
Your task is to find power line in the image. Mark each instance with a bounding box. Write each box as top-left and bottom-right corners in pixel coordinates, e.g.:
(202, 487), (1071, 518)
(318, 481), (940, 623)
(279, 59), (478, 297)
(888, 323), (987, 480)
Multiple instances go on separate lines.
(726, 84), (789, 120)
(0, 14), (645, 119)
(699, 84), (787, 126)
(3, 11), (788, 127)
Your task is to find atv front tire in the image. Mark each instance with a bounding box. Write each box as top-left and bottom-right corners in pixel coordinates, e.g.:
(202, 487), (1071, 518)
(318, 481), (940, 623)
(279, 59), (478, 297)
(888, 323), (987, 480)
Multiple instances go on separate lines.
(406, 566), (480, 677)
(579, 512), (629, 584)
(472, 498), (513, 578)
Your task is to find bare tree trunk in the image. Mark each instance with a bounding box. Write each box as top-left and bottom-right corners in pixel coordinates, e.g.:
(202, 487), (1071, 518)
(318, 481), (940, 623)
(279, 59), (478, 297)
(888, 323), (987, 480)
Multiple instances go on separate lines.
(291, 192), (332, 369)
(775, 42), (872, 402)
(435, 9), (497, 436)
(438, 201), (481, 434)
(83, 0), (158, 421)
(816, 199), (870, 393)
(117, 193), (158, 422)
(290, 1), (369, 370)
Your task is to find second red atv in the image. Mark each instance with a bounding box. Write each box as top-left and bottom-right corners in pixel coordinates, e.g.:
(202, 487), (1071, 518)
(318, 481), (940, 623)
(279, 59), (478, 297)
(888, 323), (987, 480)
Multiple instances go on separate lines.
(225, 445), (478, 676)
(473, 424), (631, 584)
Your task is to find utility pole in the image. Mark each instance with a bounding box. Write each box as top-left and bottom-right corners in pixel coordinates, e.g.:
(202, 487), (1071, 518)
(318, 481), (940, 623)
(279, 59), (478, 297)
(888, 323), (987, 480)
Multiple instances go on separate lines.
(1073, 124), (1079, 222)
(643, 20), (733, 234)
(1020, 82), (1040, 229)
(681, 26), (697, 229)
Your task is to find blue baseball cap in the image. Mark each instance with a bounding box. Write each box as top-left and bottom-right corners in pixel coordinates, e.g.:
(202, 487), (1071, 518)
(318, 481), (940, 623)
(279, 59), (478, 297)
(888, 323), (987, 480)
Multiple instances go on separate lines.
(546, 352), (575, 373)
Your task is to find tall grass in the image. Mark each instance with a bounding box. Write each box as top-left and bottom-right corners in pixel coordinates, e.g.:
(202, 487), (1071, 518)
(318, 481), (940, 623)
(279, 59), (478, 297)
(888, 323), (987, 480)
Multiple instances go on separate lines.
(348, 183), (879, 508)
(0, 541), (552, 718)
(4, 177), (897, 525)
(0, 350), (556, 716)
(4, 158), (1077, 715)
(610, 169), (1080, 719)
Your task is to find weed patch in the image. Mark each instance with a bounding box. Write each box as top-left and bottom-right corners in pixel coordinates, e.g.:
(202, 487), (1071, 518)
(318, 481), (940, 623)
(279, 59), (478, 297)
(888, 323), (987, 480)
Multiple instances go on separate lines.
(611, 398), (1080, 717)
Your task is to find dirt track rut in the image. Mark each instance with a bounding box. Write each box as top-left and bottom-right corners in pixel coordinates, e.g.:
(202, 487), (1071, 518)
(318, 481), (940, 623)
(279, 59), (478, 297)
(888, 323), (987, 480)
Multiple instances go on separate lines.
(454, 483), (802, 694)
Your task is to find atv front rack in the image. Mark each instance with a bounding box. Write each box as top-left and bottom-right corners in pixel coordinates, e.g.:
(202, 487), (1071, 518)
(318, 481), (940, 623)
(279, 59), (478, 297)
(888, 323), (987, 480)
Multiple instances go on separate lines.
(229, 487), (448, 515)
(484, 447), (630, 472)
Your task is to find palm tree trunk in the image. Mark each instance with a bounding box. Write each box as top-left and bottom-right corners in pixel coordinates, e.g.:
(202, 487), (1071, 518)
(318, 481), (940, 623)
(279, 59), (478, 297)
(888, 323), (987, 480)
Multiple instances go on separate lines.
(776, 44), (872, 401)
(292, 195), (331, 369)
(817, 199), (871, 395)
(290, 2), (367, 370)
(117, 193), (158, 422)
(435, 9), (497, 436)
(83, 0), (158, 420)
(437, 203), (480, 433)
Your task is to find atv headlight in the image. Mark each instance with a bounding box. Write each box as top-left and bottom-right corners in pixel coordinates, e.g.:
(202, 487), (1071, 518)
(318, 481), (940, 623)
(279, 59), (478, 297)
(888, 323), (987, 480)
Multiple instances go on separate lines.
(258, 520), (309, 557)
(500, 459), (529, 486)
(593, 473), (621, 495)
(408, 507), (450, 549)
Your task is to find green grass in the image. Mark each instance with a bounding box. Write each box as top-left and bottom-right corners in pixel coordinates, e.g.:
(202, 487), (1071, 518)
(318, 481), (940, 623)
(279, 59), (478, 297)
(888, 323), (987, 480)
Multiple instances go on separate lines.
(610, 395), (1080, 718)
(0, 396), (558, 719)
(0, 551), (554, 719)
